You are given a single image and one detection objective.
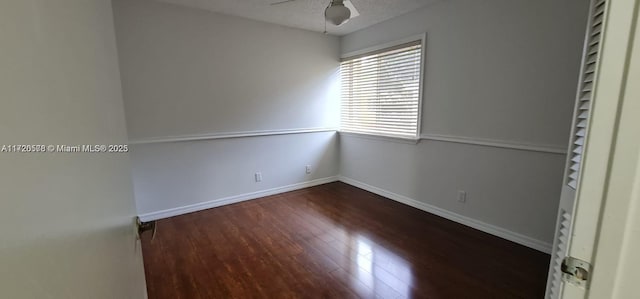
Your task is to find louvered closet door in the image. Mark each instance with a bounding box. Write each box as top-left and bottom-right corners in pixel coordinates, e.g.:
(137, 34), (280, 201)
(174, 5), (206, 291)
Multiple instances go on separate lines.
(545, 0), (606, 298)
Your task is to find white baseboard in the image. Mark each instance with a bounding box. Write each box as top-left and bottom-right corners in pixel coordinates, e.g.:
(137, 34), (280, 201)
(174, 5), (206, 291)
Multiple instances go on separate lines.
(338, 176), (552, 254)
(138, 174), (551, 253)
(138, 176), (339, 221)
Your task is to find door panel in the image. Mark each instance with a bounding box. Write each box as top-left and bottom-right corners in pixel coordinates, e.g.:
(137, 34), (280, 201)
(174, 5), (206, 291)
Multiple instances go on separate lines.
(547, 194), (574, 298)
(546, 0), (640, 297)
(0, 0), (146, 298)
(545, 0), (606, 297)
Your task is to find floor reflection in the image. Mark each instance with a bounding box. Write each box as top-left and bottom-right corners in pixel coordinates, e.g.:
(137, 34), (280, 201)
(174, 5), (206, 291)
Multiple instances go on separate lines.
(356, 240), (374, 292)
(349, 235), (412, 298)
(301, 194), (414, 298)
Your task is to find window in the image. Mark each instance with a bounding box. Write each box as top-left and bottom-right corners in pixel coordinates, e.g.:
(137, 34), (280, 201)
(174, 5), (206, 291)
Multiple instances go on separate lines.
(340, 39), (424, 139)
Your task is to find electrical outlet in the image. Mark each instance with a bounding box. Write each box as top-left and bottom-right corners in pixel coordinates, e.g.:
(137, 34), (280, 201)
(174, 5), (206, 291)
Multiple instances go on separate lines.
(458, 190), (467, 203)
(255, 172), (262, 182)
(305, 165), (312, 174)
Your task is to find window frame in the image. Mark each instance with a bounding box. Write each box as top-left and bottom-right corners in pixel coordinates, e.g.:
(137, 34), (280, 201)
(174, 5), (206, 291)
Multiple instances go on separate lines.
(339, 33), (427, 142)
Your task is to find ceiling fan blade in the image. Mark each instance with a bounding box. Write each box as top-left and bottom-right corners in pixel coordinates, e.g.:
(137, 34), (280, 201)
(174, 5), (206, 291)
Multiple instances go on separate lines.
(270, 0), (296, 5)
(344, 0), (360, 18)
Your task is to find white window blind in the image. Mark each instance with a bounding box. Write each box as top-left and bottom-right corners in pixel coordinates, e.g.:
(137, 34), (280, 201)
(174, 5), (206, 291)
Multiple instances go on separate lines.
(340, 40), (423, 139)
(567, 0), (605, 189)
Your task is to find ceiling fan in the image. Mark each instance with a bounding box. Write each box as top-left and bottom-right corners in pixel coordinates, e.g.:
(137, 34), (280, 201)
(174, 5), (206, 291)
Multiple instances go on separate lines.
(270, 0), (360, 27)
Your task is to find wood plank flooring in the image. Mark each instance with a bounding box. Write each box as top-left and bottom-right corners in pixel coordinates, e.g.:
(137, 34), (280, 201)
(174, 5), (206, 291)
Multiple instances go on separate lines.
(141, 182), (550, 299)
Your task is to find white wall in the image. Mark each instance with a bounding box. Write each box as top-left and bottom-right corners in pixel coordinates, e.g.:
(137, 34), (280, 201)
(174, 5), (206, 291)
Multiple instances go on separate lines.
(112, 0), (341, 219)
(132, 132), (338, 218)
(0, 0), (146, 297)
(339, 136), (567, 250)
(339, 0), (589, 251)
(113, 0), (340, 140)
(342, 0), (588, 147)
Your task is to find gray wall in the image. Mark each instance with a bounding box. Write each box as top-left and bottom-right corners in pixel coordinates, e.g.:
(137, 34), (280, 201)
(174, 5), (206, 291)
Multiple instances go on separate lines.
(114, 0), (340, 139)
(112, 0), (341, 219)
(0, 0), (146, 297)
(339, 0), (588, 250)
(131, 131), (338, 216)
(342, 0), (588, 146)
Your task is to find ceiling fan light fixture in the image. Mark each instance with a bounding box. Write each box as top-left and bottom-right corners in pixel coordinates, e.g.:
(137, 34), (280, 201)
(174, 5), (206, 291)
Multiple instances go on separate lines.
(325, 1), (351, 26)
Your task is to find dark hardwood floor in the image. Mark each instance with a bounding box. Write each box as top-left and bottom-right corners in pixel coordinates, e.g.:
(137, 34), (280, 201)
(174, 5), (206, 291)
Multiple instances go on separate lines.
(141, 182), (550, 299)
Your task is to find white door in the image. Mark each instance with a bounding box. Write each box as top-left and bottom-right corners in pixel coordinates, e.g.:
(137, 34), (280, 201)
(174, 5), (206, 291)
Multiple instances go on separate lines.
(585, 13), (640, 297)
(545, 0), (639, 297)
(544, 0), (605, 297)
(0, 1), (147, 298)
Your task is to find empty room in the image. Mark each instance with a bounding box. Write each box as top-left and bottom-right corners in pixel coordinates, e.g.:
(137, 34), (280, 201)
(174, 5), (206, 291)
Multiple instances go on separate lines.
(2, 0), (639, 298)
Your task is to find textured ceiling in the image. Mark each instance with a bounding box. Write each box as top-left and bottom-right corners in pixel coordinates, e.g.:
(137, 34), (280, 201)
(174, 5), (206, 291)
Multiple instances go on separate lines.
(154, 0), (440, 35)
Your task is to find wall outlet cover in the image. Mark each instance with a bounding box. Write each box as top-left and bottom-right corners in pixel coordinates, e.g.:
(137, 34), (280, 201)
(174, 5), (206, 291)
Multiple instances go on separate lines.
(458, 190), (467, 203)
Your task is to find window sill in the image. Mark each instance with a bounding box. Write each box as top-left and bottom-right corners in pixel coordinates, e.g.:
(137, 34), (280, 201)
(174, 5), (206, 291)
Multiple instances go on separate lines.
(338, 131), (420, 145)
